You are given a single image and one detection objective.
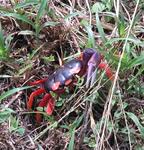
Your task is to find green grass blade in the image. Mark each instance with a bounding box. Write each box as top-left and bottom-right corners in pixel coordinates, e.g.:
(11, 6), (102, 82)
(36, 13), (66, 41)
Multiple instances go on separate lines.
(0, 23), (5, 50)
(64, 12), (82, 20)
(95, 12), (107, 43)
(126, 112), (144, 138)
(41, 21), (60, 29)
(81, 20), (95, 48)
(128, 52), (144, 68)
(18, 30), (34, 35)
(0, 6), (13, 13)
(1, 13), (34, 28)
(0, 23), (7, 58)
(0, 86), (32, 102)
(68, 115), (83, 150)
(87, 25), (95, 48)
(14, 0), (39, 9)
(92, 2), (106, 13)
(37, 0), (47, 20)
(105, 37), (144, 47)
(68, 128), (75, 150)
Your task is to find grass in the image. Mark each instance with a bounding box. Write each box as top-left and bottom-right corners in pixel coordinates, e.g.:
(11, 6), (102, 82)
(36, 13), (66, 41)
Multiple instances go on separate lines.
(0, 0), (144, 149)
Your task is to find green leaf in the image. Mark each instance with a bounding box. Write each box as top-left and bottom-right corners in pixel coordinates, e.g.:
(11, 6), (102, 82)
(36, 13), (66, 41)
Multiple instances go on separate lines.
(37, 0), (47, 20)
(126, 112), (144, 138)
(105, 37), (144, 47)
(9, 116), (19, 132)
(42, 21), (60, 28)
(71, 115), (84, 129)
(0, 6), (13, 13)
(64, 12), (82, 20)
(42, 55), (55, 62)
(56, 97), (65, 107)
(18, 64), (33, 75)
(68, 128), (75, 150)
(9, 116), (25, 136)
(0, 108), (14, 123)
(0, 23), (5, 50)
(15, 127), (25, 136)
(0, 23), (7, 58)
(1, 13), (34, 28)
(0, 86), (32, 102)
(14, 0), (39, 9)
(95, 13), (107, 43)
(128, 52), (144, 68)
(81, 20), (95, 47)
(92, 2), (106, 13)
(118, 16), (126, 37)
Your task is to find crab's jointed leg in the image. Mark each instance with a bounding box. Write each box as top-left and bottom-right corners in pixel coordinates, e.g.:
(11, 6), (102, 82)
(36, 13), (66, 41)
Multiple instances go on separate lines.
(98, 62), (114, 81)
(35, 93), (55, 122)
(27, 88), (46, 110)
(28, 79), (47, 86)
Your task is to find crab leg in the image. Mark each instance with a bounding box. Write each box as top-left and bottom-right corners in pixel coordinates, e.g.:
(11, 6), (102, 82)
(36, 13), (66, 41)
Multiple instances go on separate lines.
(35, 93), (55, 122)
(27, 88), (46, 110)
(28, 79), (47, 86)
(98, 62), (114, 81)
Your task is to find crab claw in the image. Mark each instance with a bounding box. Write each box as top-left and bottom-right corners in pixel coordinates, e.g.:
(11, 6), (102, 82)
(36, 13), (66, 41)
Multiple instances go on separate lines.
(86, 52), (101, 88)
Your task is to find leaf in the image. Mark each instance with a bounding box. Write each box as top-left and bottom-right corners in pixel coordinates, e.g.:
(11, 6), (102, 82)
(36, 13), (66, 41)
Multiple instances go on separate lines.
(9, 116), (19, 132)
(92, 2), (106, 13)
(0, 86), (32, 102)
(14, 0), (39, 9)
(118, 16), (126, 37)
(71, 115), (83, 128)
(64, 12), (82, 20)
(128, 52), (144, 68)
(18, 30), (34, 35)
(0, 108), (14, 123)
(37, 0), (47, 20)
(42, 21), (60, 28)
(42, 55), (55, 62)
(126, 112), (144, 138)
(1, 13), (34, 28)
(9, 116), (25, 136)
(0, 6), (13, 13)
(68, 128), (75, 150)
(95, 13), (107, 43)
(0, 23), (7, 58)
(81, 20), (95, 47)
(15, 127), (25, 136)
(105, 37), (144, 47)
(18, 64), (33, 75)
(0, 23), (5, 50)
